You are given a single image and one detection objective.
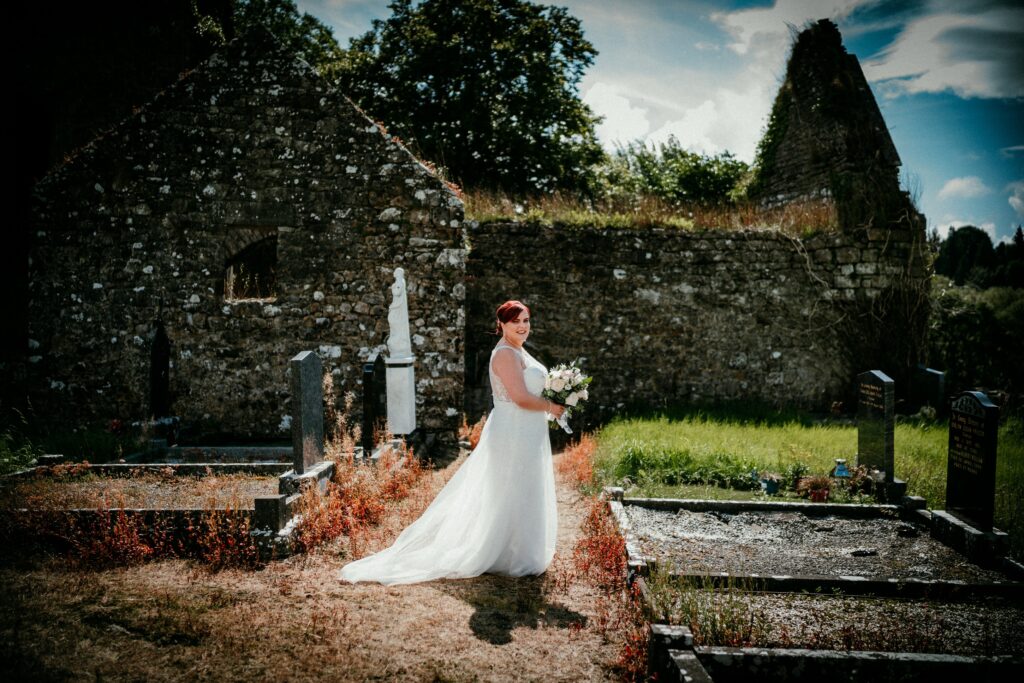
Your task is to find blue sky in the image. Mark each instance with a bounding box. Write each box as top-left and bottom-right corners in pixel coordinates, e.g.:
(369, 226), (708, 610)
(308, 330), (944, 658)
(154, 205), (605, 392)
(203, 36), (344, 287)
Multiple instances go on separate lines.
(296, 0), (1023, 244)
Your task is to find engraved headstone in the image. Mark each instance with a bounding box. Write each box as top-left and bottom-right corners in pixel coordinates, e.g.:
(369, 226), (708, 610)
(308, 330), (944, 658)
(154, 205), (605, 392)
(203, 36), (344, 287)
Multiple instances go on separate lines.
(946, 391), (999, 530)
(289, 350), (323, 474)
(857, 370), (895, 481)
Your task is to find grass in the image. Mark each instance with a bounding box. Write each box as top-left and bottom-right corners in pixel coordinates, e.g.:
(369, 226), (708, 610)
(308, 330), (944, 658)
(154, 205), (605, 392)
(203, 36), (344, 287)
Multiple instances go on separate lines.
(462, 189), (838, 236)
(592, 404), (1024, 559)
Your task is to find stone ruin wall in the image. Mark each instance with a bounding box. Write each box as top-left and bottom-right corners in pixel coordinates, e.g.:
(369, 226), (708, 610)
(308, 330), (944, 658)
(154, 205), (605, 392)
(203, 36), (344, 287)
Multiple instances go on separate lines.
(24, 20), (932, 442)
(748, 19), (919, 240)
(27, 30), (466, 442)
(465, 220), (929, 424)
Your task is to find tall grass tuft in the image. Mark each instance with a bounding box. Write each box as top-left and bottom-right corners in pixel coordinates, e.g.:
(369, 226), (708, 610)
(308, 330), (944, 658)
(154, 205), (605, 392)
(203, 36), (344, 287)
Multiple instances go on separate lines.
(646, 567), (773, 647)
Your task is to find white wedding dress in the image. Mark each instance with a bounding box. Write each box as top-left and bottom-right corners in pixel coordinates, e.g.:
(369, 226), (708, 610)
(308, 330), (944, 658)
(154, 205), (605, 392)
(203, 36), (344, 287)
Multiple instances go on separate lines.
(338, 341), (558, 585)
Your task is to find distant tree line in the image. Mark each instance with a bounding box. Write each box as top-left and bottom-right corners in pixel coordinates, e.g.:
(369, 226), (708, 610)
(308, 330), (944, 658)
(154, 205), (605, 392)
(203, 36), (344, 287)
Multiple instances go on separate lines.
(927, 225), (1024, 412)
(932, 225), (1024, 289)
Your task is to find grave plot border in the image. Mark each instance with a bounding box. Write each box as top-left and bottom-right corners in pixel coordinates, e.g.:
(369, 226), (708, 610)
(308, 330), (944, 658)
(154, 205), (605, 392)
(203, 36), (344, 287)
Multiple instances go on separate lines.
(608, 489), (1024, 599)
(603, 488), (1024, 680)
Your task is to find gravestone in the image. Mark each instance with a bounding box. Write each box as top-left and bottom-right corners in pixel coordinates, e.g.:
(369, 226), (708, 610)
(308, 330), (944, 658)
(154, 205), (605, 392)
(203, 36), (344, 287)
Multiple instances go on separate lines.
(857, 370), (895, 481)
(289, 350), (323, 474)
(362, 351), (387, 454)
(946, 391), (999, 530)
(385, 267), (417, 435)
(911, 365), (946, 414)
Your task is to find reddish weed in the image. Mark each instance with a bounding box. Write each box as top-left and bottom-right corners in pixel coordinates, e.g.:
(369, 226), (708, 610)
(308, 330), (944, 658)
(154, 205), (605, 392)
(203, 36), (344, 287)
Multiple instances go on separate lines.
(568, 495), (649, 680)
(557, 434), (597, 489)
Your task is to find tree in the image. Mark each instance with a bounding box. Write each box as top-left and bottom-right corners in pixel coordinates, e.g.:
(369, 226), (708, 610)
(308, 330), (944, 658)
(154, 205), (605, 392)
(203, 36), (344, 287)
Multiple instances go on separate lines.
(336, 0), (604, 192)
(194, 0), (346, 79)
(600, 136), (749, 206)
(934, 225), (995, 286)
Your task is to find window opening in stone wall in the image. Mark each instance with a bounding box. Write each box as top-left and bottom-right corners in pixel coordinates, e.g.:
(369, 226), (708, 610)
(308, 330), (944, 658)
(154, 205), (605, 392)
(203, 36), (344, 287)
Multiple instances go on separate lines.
(224, 236), (277, 301)
(150, 321), (170, 418)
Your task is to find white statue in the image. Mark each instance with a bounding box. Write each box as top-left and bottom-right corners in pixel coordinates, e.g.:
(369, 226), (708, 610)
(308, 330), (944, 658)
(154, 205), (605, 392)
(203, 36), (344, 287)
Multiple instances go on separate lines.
(385, 267), (416, 435)
(387, 267), (413, 359)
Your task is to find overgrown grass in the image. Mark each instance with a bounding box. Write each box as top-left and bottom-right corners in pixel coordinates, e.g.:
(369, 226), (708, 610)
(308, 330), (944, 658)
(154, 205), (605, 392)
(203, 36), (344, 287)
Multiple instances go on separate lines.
(463, 189), (837, 236)
(593, 405), (1024, 558)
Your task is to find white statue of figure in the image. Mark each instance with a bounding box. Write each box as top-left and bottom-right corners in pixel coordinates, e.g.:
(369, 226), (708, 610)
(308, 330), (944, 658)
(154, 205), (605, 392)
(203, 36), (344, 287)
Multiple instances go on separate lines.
(387, 267), (413, 359)
(385, 267), (416, 435)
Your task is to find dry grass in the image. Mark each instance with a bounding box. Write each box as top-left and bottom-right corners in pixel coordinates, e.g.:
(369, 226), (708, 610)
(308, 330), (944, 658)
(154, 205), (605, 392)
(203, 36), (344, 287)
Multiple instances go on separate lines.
(463, 189), (838, 236)
(1, 469), (277, 510)
(0, 451), (632, 682)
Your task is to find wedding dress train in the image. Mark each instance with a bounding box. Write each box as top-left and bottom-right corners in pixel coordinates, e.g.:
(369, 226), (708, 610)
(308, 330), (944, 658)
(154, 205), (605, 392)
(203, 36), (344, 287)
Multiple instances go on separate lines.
(338, 341), (557, 585)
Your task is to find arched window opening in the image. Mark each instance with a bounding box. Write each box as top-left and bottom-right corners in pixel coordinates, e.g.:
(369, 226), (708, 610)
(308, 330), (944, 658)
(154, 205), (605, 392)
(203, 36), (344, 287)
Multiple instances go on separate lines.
(224, 236), (277, 301)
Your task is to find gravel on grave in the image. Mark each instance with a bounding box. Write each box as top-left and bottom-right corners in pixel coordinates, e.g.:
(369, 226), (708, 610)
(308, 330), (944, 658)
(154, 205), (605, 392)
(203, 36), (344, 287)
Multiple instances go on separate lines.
(1, 474), (278, 510)
(625, 505), (1009, 582)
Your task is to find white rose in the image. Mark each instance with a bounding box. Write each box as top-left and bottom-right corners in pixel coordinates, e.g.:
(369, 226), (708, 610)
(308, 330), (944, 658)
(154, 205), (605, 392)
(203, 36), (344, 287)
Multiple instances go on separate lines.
(565, 392), (579, 406)
(544, 376), (552, 390)
(579, 389), (588, 400)
(551, 377), (566, 392)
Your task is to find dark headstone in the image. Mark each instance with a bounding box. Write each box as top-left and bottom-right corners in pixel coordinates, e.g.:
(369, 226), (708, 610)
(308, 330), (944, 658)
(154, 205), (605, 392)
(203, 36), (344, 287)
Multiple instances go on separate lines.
(857, 370), (895, 481)
(946, 391), (999, 531)
(911, 365), (945, 414)
(361, 352), (387, 454)
(289, 350), (323, 474)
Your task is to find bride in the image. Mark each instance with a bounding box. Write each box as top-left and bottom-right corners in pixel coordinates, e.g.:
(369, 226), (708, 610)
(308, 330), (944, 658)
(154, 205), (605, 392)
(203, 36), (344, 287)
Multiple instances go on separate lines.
(338, 300), (564, 585)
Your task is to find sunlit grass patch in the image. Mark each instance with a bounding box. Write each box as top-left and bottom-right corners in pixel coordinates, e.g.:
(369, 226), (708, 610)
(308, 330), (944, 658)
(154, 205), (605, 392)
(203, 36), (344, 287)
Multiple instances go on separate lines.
(593, 405), (1024, 559)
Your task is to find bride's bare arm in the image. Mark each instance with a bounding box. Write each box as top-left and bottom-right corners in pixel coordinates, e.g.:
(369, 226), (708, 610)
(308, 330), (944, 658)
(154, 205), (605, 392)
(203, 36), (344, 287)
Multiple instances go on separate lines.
(491, 349), (565, 417)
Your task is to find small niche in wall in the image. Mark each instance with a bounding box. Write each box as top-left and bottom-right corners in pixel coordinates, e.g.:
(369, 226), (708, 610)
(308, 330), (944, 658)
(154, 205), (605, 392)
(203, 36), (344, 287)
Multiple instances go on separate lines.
(150, 321), (170, 418)
(224, 236), (277, 302)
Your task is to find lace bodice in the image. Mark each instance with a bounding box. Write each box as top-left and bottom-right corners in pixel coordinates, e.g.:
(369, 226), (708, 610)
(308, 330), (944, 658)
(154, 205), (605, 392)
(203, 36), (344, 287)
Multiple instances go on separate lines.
(489, 342), (547, 403)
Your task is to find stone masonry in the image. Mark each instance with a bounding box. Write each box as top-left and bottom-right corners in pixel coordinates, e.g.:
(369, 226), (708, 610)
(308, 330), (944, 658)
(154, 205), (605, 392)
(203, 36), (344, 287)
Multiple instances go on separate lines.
(465, 219), (929, 424)
(27, 27), (466, 441)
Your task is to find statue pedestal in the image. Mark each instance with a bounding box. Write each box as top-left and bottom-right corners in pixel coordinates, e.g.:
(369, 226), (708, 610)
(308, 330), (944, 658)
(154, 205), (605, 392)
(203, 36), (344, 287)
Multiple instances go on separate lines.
(386, 355), (416, 435)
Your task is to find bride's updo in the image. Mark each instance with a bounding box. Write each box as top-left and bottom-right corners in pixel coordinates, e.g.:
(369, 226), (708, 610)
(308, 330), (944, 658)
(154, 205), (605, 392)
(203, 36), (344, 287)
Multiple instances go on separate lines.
(494, 300), (529, 335)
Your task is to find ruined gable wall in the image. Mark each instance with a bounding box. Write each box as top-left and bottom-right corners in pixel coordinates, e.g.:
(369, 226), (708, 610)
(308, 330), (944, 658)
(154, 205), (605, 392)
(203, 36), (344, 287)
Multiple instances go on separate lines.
(749, 19), (909, 233)
(28, 30), (466, 441)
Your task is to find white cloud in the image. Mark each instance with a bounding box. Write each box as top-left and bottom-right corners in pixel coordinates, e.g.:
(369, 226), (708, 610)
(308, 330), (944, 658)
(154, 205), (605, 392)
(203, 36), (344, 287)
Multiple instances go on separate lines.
(937, 176), (992, 200)
(1008, 180), (1024, 219)
(646, 85), (772, 161)
(863, 6), (1024, 99)
(583, 82), (651, 149)
(711, 0), (869, 56)
(1001, 145), (1024, 158)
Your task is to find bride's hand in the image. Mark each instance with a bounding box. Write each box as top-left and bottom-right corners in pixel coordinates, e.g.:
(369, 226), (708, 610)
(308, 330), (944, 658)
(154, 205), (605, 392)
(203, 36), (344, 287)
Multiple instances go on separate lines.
(547, 401), (566, 419)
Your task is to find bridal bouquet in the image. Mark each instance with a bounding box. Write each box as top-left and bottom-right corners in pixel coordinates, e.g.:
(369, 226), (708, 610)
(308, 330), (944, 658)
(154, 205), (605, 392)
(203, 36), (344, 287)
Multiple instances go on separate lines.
(543, 361), (592, 434)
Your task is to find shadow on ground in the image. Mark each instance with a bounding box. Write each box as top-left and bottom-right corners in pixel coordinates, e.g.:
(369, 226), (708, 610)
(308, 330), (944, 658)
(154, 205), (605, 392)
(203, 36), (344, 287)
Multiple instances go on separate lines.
(438, 574), (587, 645)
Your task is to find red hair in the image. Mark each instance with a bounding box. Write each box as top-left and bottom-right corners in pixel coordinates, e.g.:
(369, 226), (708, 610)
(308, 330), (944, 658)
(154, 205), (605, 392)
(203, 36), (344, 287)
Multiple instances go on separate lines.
(494, 300), (530, 335)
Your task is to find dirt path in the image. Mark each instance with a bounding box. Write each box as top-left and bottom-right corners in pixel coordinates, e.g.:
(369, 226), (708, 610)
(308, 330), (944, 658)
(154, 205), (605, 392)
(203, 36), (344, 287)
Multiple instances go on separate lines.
(1, 453), (622, 682)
